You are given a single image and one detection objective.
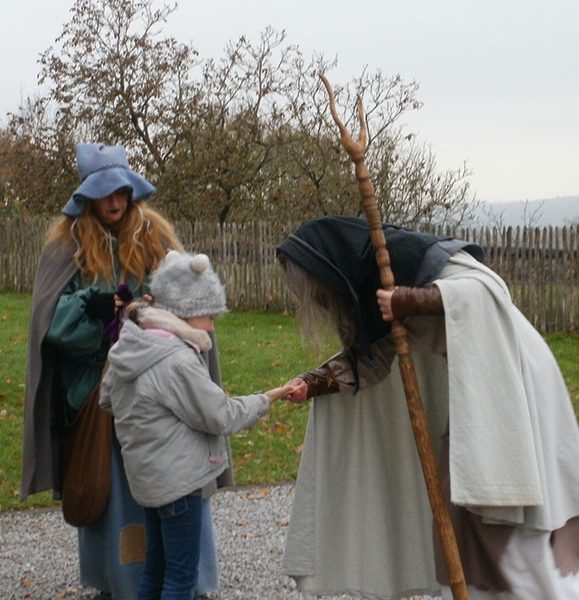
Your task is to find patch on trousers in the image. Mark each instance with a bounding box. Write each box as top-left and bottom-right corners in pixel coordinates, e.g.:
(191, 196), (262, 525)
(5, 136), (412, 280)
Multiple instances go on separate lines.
(119, 523), (146, 565)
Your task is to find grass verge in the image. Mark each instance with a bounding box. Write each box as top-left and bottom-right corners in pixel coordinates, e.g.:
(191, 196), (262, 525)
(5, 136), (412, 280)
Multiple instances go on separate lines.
(1, 293), (577, 511)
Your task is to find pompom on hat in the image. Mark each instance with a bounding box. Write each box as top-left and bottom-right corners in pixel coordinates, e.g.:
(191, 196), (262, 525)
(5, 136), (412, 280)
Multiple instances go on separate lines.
(150, 251), (228, 318)
(62, 143), (156, 216)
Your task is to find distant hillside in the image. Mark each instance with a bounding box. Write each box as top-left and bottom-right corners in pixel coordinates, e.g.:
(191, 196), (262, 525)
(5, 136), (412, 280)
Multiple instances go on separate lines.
(466, 196), (579, 227)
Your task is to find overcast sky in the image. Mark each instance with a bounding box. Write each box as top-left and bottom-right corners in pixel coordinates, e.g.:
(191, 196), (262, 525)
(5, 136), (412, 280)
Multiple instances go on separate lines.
(1, 0), (578, 203)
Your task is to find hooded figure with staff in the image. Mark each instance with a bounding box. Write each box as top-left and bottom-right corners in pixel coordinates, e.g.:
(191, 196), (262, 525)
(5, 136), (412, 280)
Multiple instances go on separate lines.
(278, 77), (579, 599)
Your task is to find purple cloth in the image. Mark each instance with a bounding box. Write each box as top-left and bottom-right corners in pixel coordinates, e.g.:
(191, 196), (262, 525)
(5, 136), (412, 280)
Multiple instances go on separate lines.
(104, 284), (134, 343)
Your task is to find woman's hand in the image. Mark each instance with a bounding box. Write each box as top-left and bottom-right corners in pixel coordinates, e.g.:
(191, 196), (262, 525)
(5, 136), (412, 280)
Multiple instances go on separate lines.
(111, 283), (134, 313)
(282, 378), (309, 404)
(376, 288), (395, 322)
(113, 295), (125, 313)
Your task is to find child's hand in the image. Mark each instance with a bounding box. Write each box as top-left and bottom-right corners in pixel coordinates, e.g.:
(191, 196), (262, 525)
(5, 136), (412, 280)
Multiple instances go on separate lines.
(283, 378), (309, 404)
(264, 380), (305, 405)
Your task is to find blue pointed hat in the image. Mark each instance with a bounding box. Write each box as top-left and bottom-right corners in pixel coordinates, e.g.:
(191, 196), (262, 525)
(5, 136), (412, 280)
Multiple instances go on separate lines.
(62, 143), (156, 216)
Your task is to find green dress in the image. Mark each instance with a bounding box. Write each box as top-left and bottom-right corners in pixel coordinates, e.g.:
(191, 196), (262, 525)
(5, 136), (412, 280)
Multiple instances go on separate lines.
(46, 258), (151, 597)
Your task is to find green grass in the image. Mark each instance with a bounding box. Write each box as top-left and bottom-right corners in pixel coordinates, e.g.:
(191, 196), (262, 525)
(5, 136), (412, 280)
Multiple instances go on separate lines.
(1, 293), (577, 511)
(0, 294), (55, 510)
(0, 294), (325, 511)
(214, 311), (324, 486)
(545, 332), (579, 412)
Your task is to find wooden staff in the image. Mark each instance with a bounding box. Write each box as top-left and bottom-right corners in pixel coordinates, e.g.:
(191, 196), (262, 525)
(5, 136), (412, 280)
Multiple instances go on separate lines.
(319, 73), (469, 600)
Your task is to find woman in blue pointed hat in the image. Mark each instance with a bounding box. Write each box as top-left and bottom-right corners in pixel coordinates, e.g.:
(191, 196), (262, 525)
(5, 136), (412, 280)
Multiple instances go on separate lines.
(22, 143), (229, 599)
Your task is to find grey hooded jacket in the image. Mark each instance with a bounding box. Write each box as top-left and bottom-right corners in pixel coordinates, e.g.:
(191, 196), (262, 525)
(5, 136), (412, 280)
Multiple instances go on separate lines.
(100, 317), (268, 507)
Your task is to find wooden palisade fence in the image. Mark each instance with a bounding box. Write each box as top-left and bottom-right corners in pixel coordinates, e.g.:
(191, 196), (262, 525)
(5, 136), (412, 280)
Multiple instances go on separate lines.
(0, 217), (577, 333)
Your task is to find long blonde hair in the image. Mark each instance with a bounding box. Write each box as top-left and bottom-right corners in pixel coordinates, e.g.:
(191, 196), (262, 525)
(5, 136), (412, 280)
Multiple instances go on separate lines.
(45, 201), (183, 284)
(281, 256), (356, 354)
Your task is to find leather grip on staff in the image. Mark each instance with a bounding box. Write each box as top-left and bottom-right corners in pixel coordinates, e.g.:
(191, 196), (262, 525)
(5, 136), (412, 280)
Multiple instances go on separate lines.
(319, 73), (469, 600)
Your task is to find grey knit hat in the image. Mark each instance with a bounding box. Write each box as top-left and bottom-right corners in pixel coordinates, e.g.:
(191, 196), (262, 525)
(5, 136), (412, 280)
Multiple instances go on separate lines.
(150, 251), (228, 318)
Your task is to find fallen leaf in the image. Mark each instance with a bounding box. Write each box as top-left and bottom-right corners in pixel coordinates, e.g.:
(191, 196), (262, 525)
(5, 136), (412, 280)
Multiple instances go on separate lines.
(258, 340), (274, 348)
(246, 486), (271, 500)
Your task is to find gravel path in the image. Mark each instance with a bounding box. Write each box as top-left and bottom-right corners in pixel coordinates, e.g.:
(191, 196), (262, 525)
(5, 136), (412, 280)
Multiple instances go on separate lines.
(0, 483), (441, 600)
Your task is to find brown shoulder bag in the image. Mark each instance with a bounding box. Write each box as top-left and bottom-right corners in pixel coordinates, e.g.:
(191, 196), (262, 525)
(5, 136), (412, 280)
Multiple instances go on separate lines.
(61, 385), (113, 527)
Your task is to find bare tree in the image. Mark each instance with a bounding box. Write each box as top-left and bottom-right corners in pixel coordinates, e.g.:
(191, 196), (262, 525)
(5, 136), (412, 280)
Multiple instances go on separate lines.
(264, 54), (360, 219)
(159, 28), (299, 225)
(1, 98), (76, 215)
(2, 0), (477, 228)
(38, 0), (199, 176)
(264, 63), (477, 227)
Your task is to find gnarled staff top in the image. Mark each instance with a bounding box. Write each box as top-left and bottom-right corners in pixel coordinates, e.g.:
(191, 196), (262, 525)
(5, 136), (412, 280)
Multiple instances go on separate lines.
(319, 73), (367, 164)
(319, 72), (395, 291)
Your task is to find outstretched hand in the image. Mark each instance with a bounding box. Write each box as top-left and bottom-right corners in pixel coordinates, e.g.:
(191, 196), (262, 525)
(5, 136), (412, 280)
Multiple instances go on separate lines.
(264, 380), (304, 405)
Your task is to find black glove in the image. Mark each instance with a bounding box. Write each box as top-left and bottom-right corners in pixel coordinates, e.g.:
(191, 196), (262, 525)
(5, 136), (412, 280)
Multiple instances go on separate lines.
(85, 292), (115, 323)
(114, 283), (134, 304)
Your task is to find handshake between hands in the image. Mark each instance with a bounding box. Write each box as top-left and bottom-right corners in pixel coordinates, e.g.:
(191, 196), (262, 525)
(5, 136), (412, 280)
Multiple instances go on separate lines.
(263, 378), (309, 406)
(261, 290), (395, 408)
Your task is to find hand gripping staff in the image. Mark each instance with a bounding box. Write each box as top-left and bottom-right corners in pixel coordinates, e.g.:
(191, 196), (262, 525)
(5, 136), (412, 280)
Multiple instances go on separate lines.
(319, 73), (469, 600)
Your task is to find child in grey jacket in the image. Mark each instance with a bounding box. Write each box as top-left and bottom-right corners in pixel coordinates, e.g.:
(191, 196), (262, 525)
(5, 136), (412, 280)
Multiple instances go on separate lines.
(100, 251), (293, 600)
